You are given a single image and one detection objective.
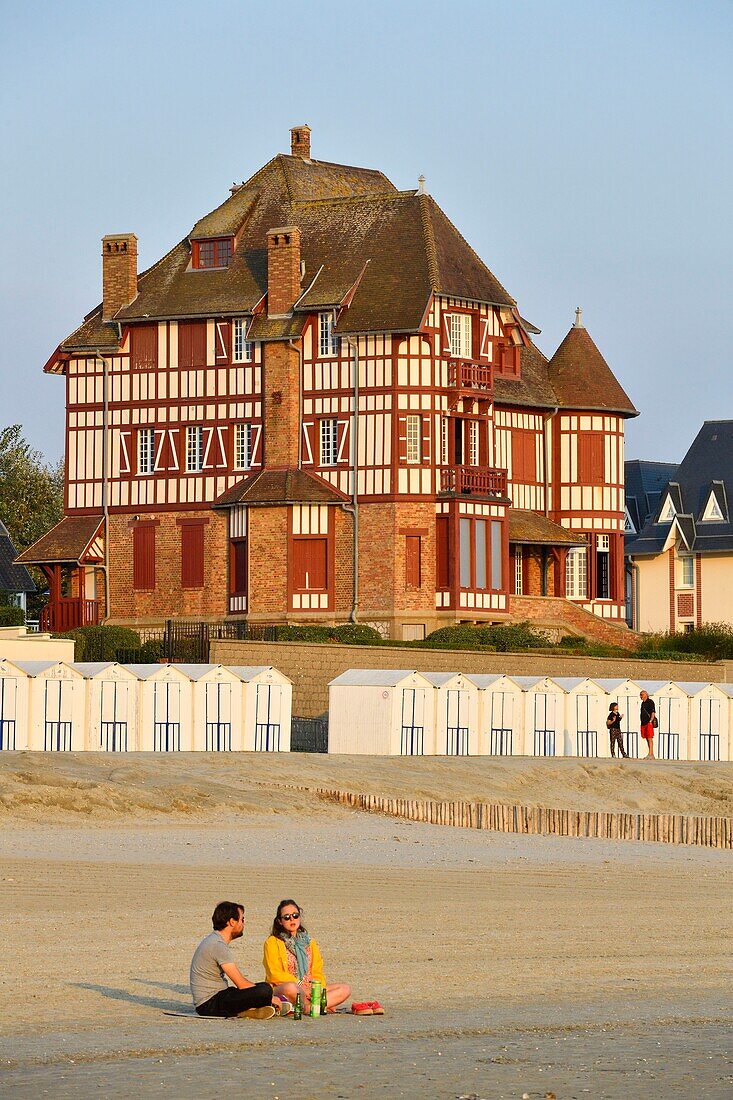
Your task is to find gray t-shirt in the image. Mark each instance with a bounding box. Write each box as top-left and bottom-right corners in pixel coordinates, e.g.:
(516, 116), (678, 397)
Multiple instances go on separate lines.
(189, 931), (236, 1007)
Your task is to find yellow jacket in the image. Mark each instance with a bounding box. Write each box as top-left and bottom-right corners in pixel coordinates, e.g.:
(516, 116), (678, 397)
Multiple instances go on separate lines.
(263, 934), (326, 987)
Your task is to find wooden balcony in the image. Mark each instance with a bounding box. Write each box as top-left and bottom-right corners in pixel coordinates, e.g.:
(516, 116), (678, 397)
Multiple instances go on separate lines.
(447, 361), (493, 395)
(40, 598), (100, 632)
(440, 465), (508, 498)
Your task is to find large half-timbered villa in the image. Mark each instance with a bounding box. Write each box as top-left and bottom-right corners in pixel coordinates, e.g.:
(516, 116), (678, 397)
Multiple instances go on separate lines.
(20, 126), (637, 642)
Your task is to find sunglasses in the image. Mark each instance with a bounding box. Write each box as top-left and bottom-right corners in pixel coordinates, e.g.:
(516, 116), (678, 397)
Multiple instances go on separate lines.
(280, 912), (301, 921)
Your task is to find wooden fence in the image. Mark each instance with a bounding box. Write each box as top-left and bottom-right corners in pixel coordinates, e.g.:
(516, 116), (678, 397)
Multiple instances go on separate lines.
(311, 787), (733, 849)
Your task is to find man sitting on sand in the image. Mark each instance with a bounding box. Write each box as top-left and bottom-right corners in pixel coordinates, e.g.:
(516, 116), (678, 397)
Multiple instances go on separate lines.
(190, 901), (277, 1019)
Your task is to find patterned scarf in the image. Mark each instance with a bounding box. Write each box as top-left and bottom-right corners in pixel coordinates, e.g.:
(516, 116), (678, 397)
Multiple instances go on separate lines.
(279, 928), (311, 981)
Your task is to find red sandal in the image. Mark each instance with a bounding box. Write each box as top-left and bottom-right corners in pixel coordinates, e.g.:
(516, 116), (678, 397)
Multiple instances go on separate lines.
(368, 1001), (385, 1015)
(351, 1002), (374, 1015)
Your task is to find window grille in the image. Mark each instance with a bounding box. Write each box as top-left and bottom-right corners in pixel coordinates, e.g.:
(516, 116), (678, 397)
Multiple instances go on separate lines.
(186, 426), (204, 472)
(319, 312), (338, 357)
(469, 421), (480, 466)
(448, 313), (472, 358)
(490, 728), (512, 755)
(101, 721), (128, 752)
(233, 319), (254, 363)
(515, 549), (523, 595)
(195, 238), (232, 269)
(566, 547), (587, 599)
(406, 416), (422, 463)
(440, 418), (449, 465)
(234, 423), (253, 470)
(138, 428), (155, 474)
(320, 419), (338, 466)
(681, 555), (694, 587)
(0, 719), (16, 750)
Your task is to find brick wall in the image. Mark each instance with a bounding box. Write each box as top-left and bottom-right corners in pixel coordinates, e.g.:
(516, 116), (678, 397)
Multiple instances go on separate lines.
(248, 506), (289, 617)
(102, 235), (137, 320)
(263, 342), (300, 467)
(108, 509), (228, 622)
(210, 638), (728, 718)
(357, 500), (437, 633)
(267, 227), (301, 317)
(334, 506), (355, 614)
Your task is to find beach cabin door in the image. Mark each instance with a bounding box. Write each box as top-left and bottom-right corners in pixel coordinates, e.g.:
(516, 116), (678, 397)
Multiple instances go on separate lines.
(99, 679), (129, 751)
(575, 694), (597, 757)
(205, 681), (232, 751)
(697, 697), (721, 762)
(619, 698), (638, 758)
(445, 688), (469, 755)
(533, 692), (556, 756)
(0, 676), (17, 750)
(45, 678), (74, 751)
(254, 683), (281, 751)
(400, 687), (426, 755)
(657, 696), (681, 761)
(490, 692), (514, 756)
(153, 681), (181, 751)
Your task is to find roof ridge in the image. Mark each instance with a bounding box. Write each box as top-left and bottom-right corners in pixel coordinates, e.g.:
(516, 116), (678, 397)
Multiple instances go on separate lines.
(291, 191), (416, 208)
(418, 193), (440, 291)
(424, 194), (517, 306)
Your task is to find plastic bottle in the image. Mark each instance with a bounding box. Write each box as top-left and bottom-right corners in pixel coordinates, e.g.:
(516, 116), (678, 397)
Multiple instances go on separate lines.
(310, 980), (322, 1017)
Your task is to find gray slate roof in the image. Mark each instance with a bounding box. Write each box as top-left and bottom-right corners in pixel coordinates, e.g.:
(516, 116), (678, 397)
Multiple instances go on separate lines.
(0, 521), (35, 593)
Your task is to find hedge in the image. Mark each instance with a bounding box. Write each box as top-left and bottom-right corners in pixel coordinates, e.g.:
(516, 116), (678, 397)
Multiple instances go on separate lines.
(0, 605), (25, 627)
(55, 624), (141, 662)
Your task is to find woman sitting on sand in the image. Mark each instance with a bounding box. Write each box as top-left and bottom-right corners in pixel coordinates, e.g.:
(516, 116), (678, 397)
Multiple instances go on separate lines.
(263, 899), (351, 1012)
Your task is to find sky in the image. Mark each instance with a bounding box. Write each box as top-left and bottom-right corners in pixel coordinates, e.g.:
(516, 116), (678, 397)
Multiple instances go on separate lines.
(1, 0), (731, 466)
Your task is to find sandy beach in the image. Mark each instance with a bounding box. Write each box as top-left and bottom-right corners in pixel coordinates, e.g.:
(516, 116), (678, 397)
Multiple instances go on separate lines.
(1, 753), (732, 1098)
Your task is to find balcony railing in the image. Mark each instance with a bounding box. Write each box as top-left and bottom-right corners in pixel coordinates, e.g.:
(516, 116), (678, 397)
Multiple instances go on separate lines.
(447, 361), (493, 394)
(440, 465), (508, 498)
(40, 598), (100, 632)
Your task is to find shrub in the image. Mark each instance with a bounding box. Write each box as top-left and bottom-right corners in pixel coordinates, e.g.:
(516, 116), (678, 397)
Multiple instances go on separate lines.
(331, 624), (383, 645)
(0, 605), (25, 627)
(55, 624), (141, 662)
(421, 621), (549, 652)
(635, 624), (733, 661)
(271, 623), (384, 646)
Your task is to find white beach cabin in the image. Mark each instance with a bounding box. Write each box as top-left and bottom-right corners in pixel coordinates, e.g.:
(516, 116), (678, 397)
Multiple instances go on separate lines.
(594, 679), (645, 758)
(176, 665), (244, 751)
(328, 670), (434, 755)
(125, 664), (193, 751)
(677, 682), (728, 762)
(74, 663), (140, 751)
(230, 666), (293, 752)
(713, 684), (733, 762)
(555, 677), (608, 758)
(514, 676), (565, 757)
(0, 658), (30, 750)
(643, 681), (691, 761)
(466, 674), (524, 756)
(15, 660), (85, 751)
(424, 672), (479, 756)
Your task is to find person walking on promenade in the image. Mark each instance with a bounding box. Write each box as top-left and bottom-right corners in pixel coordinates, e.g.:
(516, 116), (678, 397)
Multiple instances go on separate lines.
(190, 901), (278, 1019)
(606, 703), (628, 758)
(640, 690), (657, 760)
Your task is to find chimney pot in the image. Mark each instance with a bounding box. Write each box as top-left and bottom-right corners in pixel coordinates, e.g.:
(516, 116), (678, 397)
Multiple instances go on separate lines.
(101, 233), (138, 320)
(290, 124), (311, 159)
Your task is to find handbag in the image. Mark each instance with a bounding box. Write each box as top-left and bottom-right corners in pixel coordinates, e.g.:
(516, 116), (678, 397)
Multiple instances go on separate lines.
(651, 715), (658, 728)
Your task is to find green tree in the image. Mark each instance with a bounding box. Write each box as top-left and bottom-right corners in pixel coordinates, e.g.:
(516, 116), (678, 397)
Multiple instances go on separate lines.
(0, 424), (64, 551)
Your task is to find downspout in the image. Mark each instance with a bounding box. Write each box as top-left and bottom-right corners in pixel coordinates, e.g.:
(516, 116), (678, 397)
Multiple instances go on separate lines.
(341, 337), (360, 622)
(95, 348), (112, 622)
(631, 561), (640, 631)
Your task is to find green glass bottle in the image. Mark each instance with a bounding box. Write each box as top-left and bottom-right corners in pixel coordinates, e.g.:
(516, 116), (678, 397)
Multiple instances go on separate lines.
(320, 986), (328, 1016)
(293, 992), (302, 1020)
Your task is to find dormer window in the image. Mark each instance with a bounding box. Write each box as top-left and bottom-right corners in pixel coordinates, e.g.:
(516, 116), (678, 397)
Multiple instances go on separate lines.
(702, 491), (725, 522)
(658, 494), (676, 522)
(448, 313), (472, 358)
(192, 237), (233, 270)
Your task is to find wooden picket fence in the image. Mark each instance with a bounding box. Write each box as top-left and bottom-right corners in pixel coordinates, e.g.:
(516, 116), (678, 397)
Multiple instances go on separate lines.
(312, 787), (733, 849)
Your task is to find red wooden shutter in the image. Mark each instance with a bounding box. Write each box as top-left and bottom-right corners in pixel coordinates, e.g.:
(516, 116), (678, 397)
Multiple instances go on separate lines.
(405, 535), (422, 588)
(231, 539), (248, 595)
(292, 538), (328, 591)
(436, 517), (450, 589)
(181, 523), (205, 589)
(133, 526), (155, 590)
(397, 417), (408, 464)
(178, 321), (207, 368)
(578, 433), (604, 484)
(131, 325), (157, 371)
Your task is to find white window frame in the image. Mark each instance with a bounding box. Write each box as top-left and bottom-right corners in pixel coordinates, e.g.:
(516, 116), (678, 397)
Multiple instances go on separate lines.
(448, 313), (472, 359)
(233, 319), (253, 363)
(515, 548), (523, 595)
(566, 547), (587, 600)
(234, 423), (253, 471)
(186, 425), (204, 472)
(406, 415), (422, 464)
(469, 420), (480, 467)
(320, 418), (338, 466)
(440, 417), (449, 466)
(680, 553), (694, 588)
(138, 428), (155, 475)
(318, 312), (338, 358)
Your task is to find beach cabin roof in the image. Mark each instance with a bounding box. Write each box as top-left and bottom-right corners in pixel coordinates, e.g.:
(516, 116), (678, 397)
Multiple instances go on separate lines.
(0, 657), (28, 677)
(594, 678), (643, 692)
(512, 675), (564, 692)
(716, 683), (733, 698)
(122, 663), (193, 681)
(671, 681), (711, 696)
(11, 659), (83, 679)
(463, 673), (522, 690)
(553, 677), (605, 693)
(72, 662), (139, 679)
(329, 668), (430, 688)
(173, 663), (243, 682)
(228, 665), (293, 684)
(422, 672), (466, 688)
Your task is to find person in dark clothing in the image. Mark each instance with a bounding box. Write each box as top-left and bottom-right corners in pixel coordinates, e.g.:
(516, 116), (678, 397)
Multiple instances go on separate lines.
(189, 901), (280, 1019)
(606, 703), (628, 758)
(640, 690), (656, 759)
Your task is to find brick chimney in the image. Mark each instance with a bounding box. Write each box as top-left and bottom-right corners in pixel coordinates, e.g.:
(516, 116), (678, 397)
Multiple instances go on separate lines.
(102, 234), (138, 320)
(290, 125), (311, 159)
(267, 226), (301, 317)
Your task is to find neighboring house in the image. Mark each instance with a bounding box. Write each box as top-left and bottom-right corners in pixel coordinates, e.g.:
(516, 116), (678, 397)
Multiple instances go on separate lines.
(624, 458), (678, 625)
(626, 421), (733, 632)
(0, 520), (35, 615)
(19, 126), (637, 639)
